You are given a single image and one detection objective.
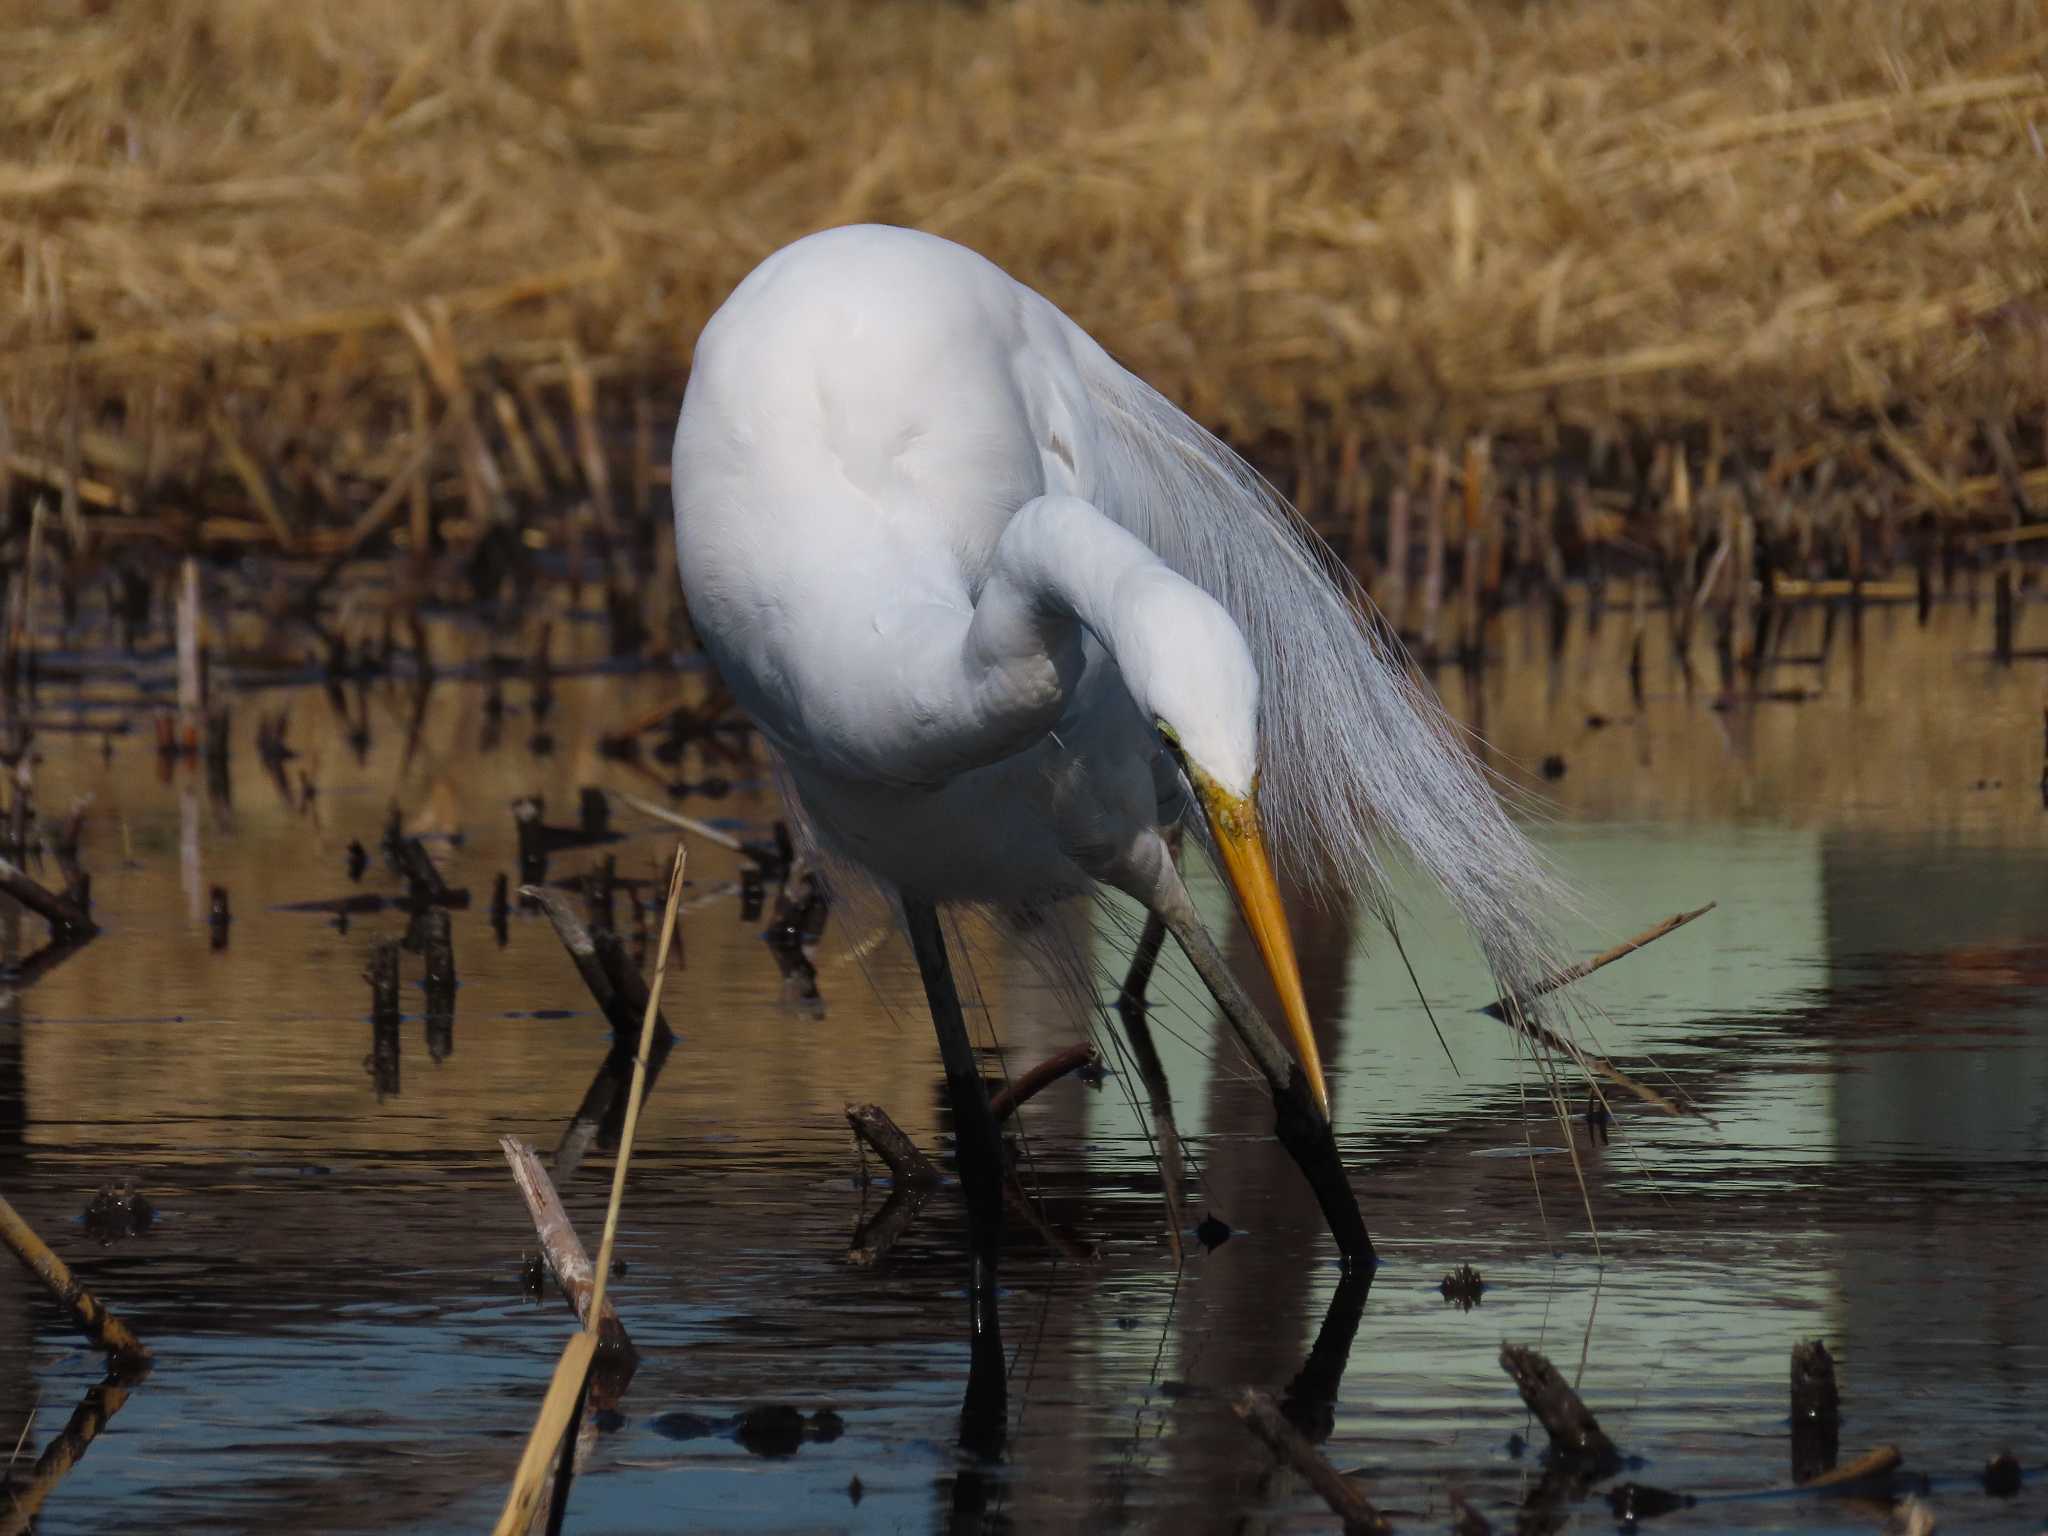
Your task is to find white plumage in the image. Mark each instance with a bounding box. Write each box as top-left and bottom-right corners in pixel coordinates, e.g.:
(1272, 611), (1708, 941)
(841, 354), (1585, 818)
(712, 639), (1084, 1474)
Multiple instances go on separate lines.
(675, 225), (1254, 907)
(675, 222), (1565, 989)
(672, 225), (1571, 1306)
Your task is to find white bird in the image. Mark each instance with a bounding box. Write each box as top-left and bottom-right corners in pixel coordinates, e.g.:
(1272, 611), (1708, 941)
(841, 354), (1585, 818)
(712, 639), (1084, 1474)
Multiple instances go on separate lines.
(672, 224), (1567, 1442)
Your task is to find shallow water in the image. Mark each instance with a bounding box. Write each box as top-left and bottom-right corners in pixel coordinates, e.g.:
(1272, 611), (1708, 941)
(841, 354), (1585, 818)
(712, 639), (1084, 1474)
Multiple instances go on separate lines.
(2, 592), (2045, 1533)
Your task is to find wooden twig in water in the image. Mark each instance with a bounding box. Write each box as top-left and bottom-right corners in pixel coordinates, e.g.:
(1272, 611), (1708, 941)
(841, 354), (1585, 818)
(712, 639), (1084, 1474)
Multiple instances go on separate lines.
(0, 1193), (147, 1363)
(1803, 1443), (1902, 1491)
(1485, 903), (1715, 1019)
(523, 886), (675, 1045)
(988, 1041), (1098, 1122)
(845, 1103), (940, 1187)
(500, 1138), (633, 1359)
(1790, 1338), (1841, 1484)
(1482, 903), (1715, 1115)
(1499, 1344), (1620, 1472)
(1607, 1439), (1905, 1522)
(847, 1184), (933, 1268)
(0, 857), (95, 942)
(842, 1100), (1091, 1265)
(494, 846), (686, 1536)
(609, 788), (744, 853)
(393, 835), (456, 906)
(1232, 1388), (1391, 1535)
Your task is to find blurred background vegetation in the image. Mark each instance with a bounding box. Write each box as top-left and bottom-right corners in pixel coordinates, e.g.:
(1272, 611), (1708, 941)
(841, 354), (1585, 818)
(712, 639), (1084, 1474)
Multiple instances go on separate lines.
(1, 0), (2043, 555)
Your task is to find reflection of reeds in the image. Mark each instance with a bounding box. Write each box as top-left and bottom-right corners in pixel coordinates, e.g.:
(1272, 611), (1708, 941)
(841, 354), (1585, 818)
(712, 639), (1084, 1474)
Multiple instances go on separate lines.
(0, 0), (2039, 551)
(0, 1367), (147, 1536)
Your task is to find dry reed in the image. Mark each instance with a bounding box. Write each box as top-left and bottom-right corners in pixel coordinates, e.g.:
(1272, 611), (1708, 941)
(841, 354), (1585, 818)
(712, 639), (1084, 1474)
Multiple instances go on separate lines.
(493, 843), (684, 1536)
(0, 0), (2040, 516)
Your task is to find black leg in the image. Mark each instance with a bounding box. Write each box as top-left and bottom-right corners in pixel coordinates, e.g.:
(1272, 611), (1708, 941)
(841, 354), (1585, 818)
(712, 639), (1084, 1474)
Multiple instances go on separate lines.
(1154, 895), (1376, 1274)
(1113, 910), (1188, 1266)
(903, 895), (1006, 1455)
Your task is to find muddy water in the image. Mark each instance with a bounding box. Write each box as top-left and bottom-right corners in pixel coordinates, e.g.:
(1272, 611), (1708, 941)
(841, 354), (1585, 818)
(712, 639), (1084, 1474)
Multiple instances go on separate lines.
(1, 592), (2045, 1533)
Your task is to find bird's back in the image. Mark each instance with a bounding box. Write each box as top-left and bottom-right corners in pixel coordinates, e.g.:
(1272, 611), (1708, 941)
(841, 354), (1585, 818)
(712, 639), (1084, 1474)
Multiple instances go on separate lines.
(675, 225), (1101, 606)
(672, 227), (1161, 901)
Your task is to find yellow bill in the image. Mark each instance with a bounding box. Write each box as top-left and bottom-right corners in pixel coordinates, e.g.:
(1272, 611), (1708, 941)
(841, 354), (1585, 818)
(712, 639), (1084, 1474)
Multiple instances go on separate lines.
(1193, 774), (1331, 1119)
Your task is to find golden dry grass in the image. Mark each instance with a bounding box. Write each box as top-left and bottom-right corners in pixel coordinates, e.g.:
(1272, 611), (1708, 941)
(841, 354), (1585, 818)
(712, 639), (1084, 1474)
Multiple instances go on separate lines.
(1, 0), (2044, 496)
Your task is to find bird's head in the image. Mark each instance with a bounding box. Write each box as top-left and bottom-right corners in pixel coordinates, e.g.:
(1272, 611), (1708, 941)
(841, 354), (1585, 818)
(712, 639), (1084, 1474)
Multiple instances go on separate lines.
(1132, 578), (1331, 1118)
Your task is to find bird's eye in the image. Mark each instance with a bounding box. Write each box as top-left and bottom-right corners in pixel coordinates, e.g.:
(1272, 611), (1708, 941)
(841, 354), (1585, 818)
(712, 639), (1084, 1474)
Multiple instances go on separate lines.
(1154, 719), (1186, 763)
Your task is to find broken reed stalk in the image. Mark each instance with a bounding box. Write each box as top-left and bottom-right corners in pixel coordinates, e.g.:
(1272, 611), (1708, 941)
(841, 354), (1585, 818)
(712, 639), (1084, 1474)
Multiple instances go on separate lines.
(847, 1184), (932, 1268)
(987, 1041), (1098, 1122)
(499, 1137), (633, 1356)
(1498, 1343), (1621, 1472)
(610, 694), (698, 742)
(845, 1103), (941, 1187)
(1802, 1443), (1903, 1491)
(0, 857), (96, 942)
(1481, 903), (1716, 1115)
(522, 885), (675, 1046)
(493, 845), (686, 1536)
(1485, 902), (1716, 1018)
(175, 554), (202, 726)
(393, 835), (454, 903)
(0, 1193), (148, 1363)
(842, 1098), (1091, 1265)
(1232, 1388), (1391, 1536)
(525, 886), (631, 1026)
(1790, 1338), (1841, 1484)
(609, 788), (744, 853)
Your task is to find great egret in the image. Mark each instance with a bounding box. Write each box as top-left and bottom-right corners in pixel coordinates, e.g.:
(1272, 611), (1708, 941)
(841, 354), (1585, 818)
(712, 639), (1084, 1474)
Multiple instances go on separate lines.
(672, 224), (1568, 1442)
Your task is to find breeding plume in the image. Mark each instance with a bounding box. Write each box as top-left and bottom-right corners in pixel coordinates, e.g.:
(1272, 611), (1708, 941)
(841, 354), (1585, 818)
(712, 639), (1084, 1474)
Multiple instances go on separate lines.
(673, 224), (1566, 1442)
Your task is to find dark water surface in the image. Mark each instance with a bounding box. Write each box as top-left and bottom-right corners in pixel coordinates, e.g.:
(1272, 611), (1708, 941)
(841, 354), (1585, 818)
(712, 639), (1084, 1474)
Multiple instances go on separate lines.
(2, 594), (2045, 1532)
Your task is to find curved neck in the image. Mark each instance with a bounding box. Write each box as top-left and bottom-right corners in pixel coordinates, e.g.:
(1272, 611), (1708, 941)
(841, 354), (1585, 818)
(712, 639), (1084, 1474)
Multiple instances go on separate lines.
(799, 495), (1181, 787)
(968, 495), (1167, 684)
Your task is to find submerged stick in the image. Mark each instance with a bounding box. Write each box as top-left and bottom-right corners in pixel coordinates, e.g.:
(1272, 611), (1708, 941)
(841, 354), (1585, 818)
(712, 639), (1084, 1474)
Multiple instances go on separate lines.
(500, 1138), (633, 1357)
(847, 1184), (933, 1268)
(1233, 1388), (1391, 1535)
(845, 1103), (940, 1187)
(523, 886), (674, 1045)
(1499, 1344), (1620, 1471)
(987, 1042), (1098, 1122)
(842, 1101), (1090, 1265)
(392, 835), (453, 903)
(0, 857), (95, 941)
(1790, 1338), (1841, 1484)
(1803, 1443), (1902, 1491)
(0, 1193), (147, 1362)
